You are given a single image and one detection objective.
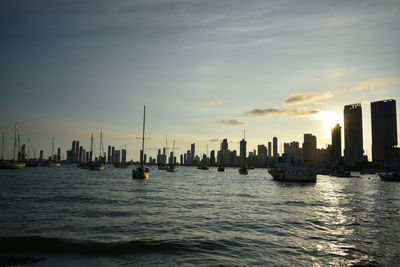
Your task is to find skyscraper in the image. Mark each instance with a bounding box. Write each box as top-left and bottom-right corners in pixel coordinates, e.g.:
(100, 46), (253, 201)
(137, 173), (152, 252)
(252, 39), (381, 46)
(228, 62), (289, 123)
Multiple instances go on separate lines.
(268, 142), (272, 157)
(190, 143), (195, 163)
(303, 134), (316, 163)
(344, 103), (364, 165)
(371, 99), (398, 163)
(240, 138), (247, 166)
(273, 137), (278, 157)
(331, 123), (342, 164)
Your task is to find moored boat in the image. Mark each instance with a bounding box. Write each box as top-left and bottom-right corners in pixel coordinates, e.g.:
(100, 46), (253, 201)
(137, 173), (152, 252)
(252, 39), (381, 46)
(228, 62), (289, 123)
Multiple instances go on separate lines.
(378, 172), (400, 182)
(132, 106), (150, 179)
(269, 165), (316, 182)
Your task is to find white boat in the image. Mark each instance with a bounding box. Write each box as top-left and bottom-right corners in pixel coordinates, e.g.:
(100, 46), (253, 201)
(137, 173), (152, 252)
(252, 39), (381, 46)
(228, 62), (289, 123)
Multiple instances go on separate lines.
(132, 106), (150, 179)
(269, 163), (316, 182)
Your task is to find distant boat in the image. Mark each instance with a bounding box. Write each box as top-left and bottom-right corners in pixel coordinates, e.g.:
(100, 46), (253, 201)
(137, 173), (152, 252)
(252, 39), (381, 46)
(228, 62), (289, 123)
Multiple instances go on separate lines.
(166, 140), (177, 172)
(238, 167), (248, 175)
(360, 168), (377, 175)
(197, 165), (209, 170)
(1, 123), (26, 170)
(47, 137), (60, 167)
(90, 132), (106, 171)
(269, 165), (316, 182)
(378, 171), (400, 182)
(268, 156), (316, 182)
(0, 161), (26, 169)
(217, 166), (226, 172)
(132, 106), (150, 179)
(329, 169), (353, 178)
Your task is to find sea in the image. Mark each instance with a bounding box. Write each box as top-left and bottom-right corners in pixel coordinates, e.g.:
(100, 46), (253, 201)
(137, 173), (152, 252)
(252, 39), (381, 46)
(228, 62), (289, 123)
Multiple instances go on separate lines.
(0, 166), (399, 266)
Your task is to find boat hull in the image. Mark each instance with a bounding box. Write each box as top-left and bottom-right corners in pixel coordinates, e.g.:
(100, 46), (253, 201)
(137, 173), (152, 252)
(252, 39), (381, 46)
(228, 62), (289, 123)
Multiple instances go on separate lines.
(378, 173), (400, 182)
(239, 168), (248, 175)
(132, 168), (150, 179)
(269, 168), (316, 182)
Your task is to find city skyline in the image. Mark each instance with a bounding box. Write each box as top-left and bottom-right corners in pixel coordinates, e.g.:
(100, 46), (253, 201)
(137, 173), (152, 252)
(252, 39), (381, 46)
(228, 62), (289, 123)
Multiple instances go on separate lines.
(1, 98), (398, 163)
(1, 1), (400, 159)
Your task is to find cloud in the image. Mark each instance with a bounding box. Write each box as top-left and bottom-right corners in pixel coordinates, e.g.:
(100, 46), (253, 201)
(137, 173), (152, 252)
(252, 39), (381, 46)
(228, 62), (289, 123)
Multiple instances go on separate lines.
(208, 138), (220, 142)
(215, 119), (245, 126)
(284, 92), (333, 105)
(196, 97), (222, 105)
(243, 107), (320, 118)
(354, 77), (400, 91)
(329, 68), (357, 78)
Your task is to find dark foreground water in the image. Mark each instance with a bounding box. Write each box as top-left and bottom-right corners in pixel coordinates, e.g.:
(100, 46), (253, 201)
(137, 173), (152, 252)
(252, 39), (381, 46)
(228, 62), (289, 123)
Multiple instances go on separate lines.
(1, 166), (399, 266)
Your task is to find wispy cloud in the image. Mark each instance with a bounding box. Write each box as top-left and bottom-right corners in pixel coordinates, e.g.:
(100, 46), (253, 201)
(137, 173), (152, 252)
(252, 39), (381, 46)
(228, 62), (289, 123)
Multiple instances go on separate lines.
(196, 97), (222, 106)
(208, 138), (220, 142)
(284, 92), (332, 106)
(329, 68), (357, 78)
(215, 119), (245, 125)
(243, 107), (320, 118)
(354, 77), (400, 91)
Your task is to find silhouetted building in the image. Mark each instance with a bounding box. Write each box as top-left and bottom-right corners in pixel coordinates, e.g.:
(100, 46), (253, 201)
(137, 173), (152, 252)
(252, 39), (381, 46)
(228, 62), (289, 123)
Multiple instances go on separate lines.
(344, 103), (364, 165)
(190, 143), (195, 163)
(57, 147), (61, 162)
(75, 141), (80, 162)
(210, 150), (216, 166)
(268, 142), (272, 157)
(303, 134), (317, 164)
(331, 123), (342, 164)
(240, 138), (247, 166)
(40, 150), (43, 160)
(111, 147), (115, 163)
(371, 99), (398, 163)
(273, 137), (278, 157)
(107, 145), (111, 163)
(121, 149), (127, 163)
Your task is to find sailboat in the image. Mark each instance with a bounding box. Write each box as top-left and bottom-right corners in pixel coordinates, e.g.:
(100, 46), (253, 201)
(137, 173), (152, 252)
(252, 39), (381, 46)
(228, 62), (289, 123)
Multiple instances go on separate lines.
(166, 140), (176, 172)
(238, 130), (248, 175)
(197, 144), (209, 170)
(132, 106), (150, 179)
(48, 137), (60, 167)
(91, 132), (106, 171)
(2, 123), (26, 169)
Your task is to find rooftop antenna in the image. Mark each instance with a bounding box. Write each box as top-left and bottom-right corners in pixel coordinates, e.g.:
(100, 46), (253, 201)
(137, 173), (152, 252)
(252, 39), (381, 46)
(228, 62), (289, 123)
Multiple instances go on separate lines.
(244, 129), (246, 140)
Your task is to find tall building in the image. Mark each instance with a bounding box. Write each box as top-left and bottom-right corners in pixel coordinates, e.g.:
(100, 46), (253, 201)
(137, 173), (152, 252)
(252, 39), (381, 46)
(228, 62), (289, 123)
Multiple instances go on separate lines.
(302, 134), (317, 163)
(331, 123), (342, 164)
(240, 138), (247, 166)
(107, 145), (111, 164)
(190, 143), (195, 163)
(268, 142), (272, 157)
(371, 99), (398, 163)
(344, 103), (364, 165)
(273, 137), (278, 157)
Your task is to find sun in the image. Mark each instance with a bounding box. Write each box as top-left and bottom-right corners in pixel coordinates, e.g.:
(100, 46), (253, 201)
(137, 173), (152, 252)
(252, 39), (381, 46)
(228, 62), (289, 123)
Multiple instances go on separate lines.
(312, 111), (342, 131)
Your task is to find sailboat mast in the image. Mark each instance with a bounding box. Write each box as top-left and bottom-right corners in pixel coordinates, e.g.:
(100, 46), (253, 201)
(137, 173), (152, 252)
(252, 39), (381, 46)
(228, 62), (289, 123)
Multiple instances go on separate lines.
(52, 137), (55, 161)
(90, 133), (93, 162)
(28, 138), (31, 160)
(1, 133), (4, 161)
(13, 123), (17, 161)
(141, 106), (146, 166)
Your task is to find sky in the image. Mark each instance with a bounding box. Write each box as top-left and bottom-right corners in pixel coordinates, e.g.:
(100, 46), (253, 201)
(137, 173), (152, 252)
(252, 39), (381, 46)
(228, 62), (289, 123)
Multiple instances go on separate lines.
(1, 0), (399, 160)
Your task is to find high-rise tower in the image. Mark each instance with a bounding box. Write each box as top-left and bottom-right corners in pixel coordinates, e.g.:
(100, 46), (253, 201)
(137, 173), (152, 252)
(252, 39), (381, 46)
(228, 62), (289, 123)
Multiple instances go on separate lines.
(344, 103), (364, 165)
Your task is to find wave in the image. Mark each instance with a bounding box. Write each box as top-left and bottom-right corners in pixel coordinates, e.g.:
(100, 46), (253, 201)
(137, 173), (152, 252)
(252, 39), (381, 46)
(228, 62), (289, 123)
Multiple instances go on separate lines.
(0, 236), (240, 256)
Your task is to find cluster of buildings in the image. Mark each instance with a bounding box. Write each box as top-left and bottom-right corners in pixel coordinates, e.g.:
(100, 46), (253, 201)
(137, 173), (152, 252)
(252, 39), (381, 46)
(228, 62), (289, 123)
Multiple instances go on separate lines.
(146, 99), (398, 168)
